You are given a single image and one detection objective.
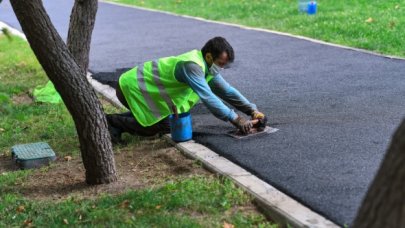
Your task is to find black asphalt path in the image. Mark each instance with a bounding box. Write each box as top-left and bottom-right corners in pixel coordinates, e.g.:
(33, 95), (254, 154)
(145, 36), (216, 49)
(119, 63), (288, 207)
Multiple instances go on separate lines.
(2, 1), (404, 225)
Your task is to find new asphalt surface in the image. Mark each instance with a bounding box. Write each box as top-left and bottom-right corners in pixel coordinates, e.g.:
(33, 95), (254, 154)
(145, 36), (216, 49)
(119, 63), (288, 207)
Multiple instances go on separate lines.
(2, 1), (404, 225)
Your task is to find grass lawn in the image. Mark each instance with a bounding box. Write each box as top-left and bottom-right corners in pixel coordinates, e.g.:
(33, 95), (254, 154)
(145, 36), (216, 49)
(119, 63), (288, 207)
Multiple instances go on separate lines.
(0, 36), (77, 157)
(109, 0), (405, 57)
(0, 174), (272, 227)
(0, 35), (275, 227)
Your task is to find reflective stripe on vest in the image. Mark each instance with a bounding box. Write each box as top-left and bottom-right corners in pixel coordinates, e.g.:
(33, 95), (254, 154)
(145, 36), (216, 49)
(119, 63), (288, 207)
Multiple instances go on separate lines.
(136, 65), (161, 118)
(151, 60), (176, 113)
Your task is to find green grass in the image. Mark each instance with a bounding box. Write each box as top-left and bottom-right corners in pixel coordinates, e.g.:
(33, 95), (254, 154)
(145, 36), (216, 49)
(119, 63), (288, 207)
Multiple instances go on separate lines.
(109, 0), (405, 57)
(0, 35), (275, 227)
(0, 36), (80, 157)
(0, 176), (274, 227)
(0, 35), (120, 157)
(0, 169), (30, 195)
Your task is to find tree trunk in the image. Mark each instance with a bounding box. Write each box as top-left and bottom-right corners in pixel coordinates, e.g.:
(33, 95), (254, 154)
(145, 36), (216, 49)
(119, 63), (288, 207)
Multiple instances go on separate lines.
(352, 118), (405, 228)
(67, 0), (97, 73)
(10, 0), (117, 184)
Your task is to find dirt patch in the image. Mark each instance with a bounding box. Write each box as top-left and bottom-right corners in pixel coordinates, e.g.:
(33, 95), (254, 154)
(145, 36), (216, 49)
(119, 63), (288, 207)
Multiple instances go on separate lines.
(0, 154), (18, 173)
(1, 138), (211, 201)
(12, 92), (33, 105)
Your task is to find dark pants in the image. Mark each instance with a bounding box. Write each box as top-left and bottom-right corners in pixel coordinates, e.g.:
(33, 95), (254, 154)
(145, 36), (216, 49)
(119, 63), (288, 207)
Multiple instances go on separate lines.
(106, 84), (170, 137)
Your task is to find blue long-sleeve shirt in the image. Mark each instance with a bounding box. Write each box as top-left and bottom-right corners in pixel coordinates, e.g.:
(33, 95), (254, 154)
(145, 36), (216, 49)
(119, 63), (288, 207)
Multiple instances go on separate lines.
(174, 61), (257, 121)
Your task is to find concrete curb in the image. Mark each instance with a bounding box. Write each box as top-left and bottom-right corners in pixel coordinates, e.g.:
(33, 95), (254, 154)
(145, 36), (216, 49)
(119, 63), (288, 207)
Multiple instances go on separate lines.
(164, 137), (339, 228)
(1, 20), (340, 228)
(86, 73), (124, 109)
(101, 0), (405, 62)
(0, 21), (26, 39)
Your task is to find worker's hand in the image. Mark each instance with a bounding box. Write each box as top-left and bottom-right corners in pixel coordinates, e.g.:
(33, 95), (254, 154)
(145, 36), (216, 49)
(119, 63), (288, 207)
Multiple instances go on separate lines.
(230, 115), (253, 134)
(251, 110), (265, 120)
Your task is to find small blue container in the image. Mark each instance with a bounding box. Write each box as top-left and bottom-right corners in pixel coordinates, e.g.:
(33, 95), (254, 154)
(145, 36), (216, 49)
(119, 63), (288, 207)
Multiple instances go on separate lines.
(307, 1), (317, 15)
(298, 0), (309, 12)
(169, 112), (192, 142)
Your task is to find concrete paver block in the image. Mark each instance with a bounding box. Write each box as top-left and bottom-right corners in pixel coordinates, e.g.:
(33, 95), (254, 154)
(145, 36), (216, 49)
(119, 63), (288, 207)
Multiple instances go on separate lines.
(176, 140), (220, 160)
(203, 157), (251, 177)
(232, 174), (276, 195)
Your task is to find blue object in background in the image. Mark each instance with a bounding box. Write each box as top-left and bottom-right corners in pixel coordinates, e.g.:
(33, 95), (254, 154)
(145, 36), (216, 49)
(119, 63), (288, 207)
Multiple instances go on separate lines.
(170, 112), (192, 142)
(298, 0), (309, 12)
(307, 1), (317, 15)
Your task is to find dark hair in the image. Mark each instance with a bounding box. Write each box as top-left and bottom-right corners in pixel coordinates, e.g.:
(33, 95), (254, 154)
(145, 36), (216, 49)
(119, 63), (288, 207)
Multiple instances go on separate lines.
(201, 37), (235, 63)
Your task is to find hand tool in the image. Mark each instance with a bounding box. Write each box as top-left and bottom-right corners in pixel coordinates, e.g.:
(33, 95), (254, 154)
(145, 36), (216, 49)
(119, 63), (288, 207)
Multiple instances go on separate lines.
(227, 116), (278, 139)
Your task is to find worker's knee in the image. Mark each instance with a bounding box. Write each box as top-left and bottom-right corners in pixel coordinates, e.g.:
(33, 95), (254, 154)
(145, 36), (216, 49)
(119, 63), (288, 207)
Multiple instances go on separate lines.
(106, 113), (170, 137)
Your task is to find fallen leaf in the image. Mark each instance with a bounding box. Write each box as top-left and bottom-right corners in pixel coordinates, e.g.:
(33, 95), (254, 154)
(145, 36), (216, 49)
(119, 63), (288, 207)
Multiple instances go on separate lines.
(18, 62), (28, 68)
(155, 205), (161, 209)
(16, 205), (25, 213)
(63, 218), (69, 224)
(78, 214), (82, 220)
(64, 156), (72, 161)
(395, 4), (400, 9)
(119, 200), (130, 209)
(23, 219), (33, 226)
(389, 21), (396, 28)
(365, 17), (374, 23)
(0, 128), (5, 132)
(223, 221), (234, 228)
(3, 150), (11, 157)
(91, 204), (97, 209)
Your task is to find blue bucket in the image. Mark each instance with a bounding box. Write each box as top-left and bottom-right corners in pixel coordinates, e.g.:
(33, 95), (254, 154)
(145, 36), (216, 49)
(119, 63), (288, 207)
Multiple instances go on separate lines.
(307, 1), (317, 15)
(169, 112), (192, 142)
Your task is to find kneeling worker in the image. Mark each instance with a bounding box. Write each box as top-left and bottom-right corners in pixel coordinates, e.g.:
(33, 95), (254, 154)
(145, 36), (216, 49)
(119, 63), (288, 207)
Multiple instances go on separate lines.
(107, 37), (266, 143)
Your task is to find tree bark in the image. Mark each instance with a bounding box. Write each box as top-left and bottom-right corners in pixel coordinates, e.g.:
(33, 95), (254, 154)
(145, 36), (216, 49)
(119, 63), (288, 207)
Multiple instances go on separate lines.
(10, 0), (117, 184)
(352, 118), (405, 228)
(67, 0), (97, 73)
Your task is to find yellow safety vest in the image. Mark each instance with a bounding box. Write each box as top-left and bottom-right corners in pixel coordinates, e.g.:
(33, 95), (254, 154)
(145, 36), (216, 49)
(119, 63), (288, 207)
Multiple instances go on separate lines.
(119, 50), (214, 126)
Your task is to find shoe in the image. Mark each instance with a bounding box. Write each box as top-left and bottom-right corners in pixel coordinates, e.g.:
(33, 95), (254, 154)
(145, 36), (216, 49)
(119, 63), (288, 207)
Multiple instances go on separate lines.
(106, 115), (124, 144)
(109, 125), (124, 144)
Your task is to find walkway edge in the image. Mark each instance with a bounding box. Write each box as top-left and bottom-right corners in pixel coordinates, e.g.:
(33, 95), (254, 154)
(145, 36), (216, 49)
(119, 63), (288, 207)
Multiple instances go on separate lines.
(163, 136), (339, 228)
(1, 20), (340, 228)
(101, 0), (405, 61)
(0, 21), (26, 39)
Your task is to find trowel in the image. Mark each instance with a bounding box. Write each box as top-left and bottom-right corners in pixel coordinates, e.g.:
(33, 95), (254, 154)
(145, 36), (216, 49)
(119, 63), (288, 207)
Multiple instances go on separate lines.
(227, 117), (278, 139)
